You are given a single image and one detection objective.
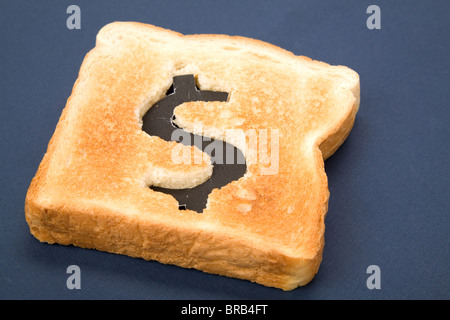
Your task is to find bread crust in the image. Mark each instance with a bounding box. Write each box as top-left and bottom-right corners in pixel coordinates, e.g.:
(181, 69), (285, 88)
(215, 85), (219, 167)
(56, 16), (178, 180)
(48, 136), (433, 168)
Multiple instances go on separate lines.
(25, 22), (359, 290)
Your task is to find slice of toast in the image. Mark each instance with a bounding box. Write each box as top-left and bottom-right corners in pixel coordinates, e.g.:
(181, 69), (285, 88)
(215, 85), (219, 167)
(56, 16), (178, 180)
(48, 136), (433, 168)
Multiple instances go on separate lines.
(25, 22), (359, 290)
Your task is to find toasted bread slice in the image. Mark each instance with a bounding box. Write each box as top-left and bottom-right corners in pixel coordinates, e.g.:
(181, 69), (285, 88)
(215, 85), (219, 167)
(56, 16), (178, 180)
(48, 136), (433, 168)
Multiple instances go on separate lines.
(25, 22), (359, 290)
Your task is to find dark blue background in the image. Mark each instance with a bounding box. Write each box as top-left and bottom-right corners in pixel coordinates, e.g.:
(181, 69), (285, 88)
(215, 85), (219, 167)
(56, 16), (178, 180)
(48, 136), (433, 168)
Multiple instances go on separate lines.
(1, 0), (449, 299)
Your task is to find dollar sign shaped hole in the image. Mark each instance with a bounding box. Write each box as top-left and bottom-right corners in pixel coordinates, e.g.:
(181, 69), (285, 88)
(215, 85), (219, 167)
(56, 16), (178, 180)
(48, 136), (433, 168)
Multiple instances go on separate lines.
(142, 75), (247, 212)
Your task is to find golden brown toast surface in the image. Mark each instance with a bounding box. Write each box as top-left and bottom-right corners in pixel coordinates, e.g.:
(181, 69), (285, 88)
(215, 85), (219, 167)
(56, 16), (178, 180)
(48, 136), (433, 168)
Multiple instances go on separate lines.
(25, 22), (359, 290)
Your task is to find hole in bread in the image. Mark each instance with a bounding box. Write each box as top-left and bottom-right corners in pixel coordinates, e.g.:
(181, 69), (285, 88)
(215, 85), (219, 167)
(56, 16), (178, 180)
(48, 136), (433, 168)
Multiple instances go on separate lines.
(141, 74), (247, 213)
(171, 114), (179, 128)
(166, 83), (174, 95)
(248, 52), (279, 64)
(173, 61), (188, 73)
(222, 46), (240, 51)
(147, 37), (169, 44)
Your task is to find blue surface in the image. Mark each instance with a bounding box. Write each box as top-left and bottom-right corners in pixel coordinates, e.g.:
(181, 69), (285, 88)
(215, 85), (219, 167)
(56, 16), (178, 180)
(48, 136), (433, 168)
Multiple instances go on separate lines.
(1, 0), (449, 299)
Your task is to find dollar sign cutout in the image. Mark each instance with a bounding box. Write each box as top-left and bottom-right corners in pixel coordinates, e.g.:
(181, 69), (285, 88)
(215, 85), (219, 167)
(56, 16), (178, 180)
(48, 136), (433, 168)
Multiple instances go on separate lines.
(142, 75), (247, 212)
